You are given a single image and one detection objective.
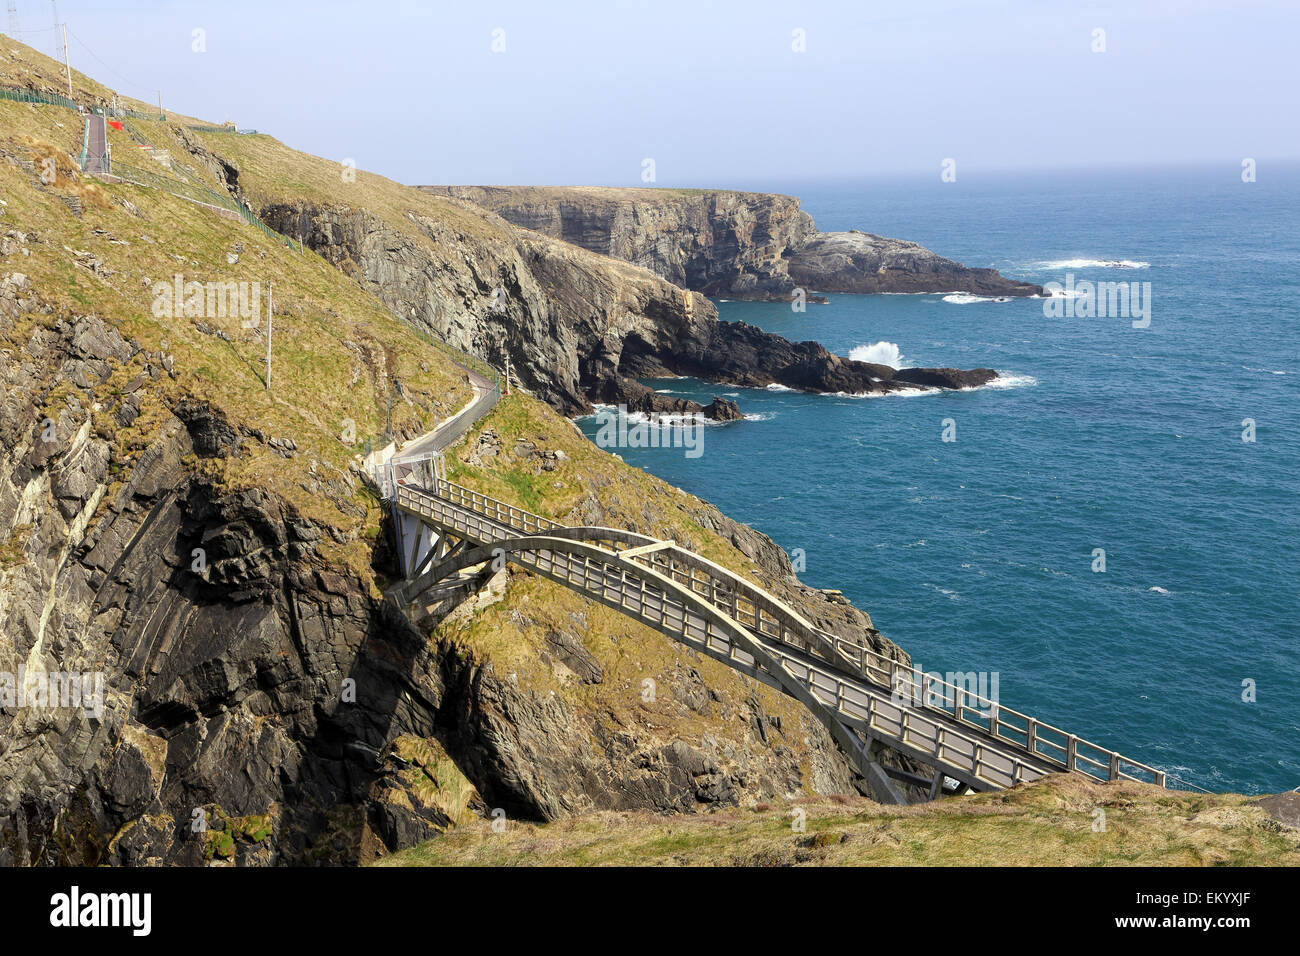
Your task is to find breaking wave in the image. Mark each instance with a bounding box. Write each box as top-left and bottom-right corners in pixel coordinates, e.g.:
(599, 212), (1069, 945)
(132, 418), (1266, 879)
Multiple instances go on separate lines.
(942, 293), (1011, 304)
(849, 341), (905, 368)
(1039, 258), (1150, 270)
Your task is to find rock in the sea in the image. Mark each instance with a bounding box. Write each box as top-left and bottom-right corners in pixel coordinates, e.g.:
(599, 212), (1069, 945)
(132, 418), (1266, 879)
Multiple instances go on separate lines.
(705, 396), (743, 421)
(890, 366), (999, 390)
(787, 230), (1042, 298)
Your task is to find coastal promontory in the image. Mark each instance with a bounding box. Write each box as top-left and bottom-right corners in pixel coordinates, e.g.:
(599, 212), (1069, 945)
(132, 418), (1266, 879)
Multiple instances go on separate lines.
(419, 185), (1042, 300)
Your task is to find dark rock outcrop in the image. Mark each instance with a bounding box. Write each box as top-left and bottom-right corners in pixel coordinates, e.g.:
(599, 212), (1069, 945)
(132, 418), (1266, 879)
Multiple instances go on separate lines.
(788, 230), (1043, 297)
(0, 278), (911, 866)
(623, 319), (999, 396)
(705, 396), (743, 422)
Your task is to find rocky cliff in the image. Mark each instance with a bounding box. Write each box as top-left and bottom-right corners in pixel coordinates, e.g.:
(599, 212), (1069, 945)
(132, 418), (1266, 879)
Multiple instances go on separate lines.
(0, 277), (899, 865)
(421, 185), (1042, 300)
(255, 197), (998, 419)
(0, 60), (925, 868)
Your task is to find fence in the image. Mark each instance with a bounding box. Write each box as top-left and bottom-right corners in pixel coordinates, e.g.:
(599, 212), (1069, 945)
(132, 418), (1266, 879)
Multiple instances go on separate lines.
(0, 85), (79, 110)
(0, 82), (295, 249)
(188, 124), (260, 135)
(108, 156), (294, 246)
(77, 114), (89, 170)
(374, 379), (501, 499)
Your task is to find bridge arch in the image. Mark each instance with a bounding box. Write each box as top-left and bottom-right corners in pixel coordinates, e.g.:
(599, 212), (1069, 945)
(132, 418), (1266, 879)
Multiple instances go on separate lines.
(393, 530), (911, 803)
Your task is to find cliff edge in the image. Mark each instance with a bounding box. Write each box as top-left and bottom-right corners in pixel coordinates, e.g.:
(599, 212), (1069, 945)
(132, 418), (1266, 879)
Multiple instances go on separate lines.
(420, 185), (1042, 300)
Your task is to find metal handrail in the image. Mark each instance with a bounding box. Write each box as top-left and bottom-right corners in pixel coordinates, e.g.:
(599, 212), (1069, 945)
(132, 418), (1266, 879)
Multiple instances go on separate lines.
(416, 476), (1175, 789)
(395, 483), (1052, 792)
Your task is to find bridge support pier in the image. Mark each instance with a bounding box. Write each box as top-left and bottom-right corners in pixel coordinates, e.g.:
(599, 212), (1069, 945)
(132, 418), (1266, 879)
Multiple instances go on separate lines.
(860, 756), (909, 805)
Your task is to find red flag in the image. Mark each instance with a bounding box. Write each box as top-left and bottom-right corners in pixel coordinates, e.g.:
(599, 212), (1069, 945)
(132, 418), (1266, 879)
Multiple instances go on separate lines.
(108, 120), (124, 131)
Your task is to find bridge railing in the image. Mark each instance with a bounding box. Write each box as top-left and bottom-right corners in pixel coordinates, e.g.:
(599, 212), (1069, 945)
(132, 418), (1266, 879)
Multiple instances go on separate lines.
(412, 476), (1174, 789)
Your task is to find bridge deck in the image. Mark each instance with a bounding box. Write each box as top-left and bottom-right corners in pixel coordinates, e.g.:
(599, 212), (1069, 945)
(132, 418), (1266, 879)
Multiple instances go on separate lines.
(390, 477), (1170, 797)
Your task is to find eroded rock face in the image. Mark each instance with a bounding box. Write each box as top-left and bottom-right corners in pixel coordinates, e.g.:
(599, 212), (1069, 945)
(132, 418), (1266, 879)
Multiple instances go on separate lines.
(258, 201), (999, 419)
(433, 641), (857, 820)
(0, 282), (910, 866)
(259, 200), (720, 418)
(419, 186), (1042, 300)
(421, 186), (816, 299)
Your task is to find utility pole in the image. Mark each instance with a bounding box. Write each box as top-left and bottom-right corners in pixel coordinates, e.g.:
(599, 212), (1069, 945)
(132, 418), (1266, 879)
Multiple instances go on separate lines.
(264, 281), (273, 391)
(157, 90), (163, 119)
(7, 2), (20, 39)
(61, 23), (72, 99)
(504, 355), (511, 396)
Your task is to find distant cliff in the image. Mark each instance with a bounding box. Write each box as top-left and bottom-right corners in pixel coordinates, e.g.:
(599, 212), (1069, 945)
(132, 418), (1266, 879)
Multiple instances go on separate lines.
(420, 185), (1042, 300)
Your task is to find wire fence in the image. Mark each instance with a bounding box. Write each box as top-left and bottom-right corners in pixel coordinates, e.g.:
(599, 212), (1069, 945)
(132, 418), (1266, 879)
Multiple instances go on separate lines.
(90, 105), (165, 121)
(0, 84), (79, 110)
(187, 124), (260, 135)
(109, 156), (295, 246)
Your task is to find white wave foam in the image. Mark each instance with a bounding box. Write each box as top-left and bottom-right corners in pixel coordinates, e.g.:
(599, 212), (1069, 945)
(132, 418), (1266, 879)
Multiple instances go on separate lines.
(832, 371), (1038, 399)
(942, 293), (1010, 304)
(829, 387), (941, 399)
(1148, 586), (1170, 594)
(744, 412), (775, 422)
(983, 373), (1039, 390)
(849, 341), (905, 368)
(1040, 258), (1150, 270)
(765, 383), (797, 392)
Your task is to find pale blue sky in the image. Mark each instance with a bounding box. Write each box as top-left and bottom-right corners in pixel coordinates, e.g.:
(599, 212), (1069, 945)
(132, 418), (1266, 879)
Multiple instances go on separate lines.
(10, 1), (1298, 187)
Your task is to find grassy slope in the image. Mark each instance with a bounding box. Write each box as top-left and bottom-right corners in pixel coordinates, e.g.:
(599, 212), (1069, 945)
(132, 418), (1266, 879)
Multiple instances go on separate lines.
(0, 92), (470, 578)
(6, 38), (1288, 859)
(378, 775), (1300, 867)
(0, 36), (833, 803)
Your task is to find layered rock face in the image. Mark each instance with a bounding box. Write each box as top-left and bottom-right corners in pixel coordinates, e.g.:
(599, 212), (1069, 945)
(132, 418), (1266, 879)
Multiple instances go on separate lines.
(260, 200), (997, 422)
(420, 185), (1041, 299)
(0, 288), (451, 864)
(422, 185), (817, 299)
(260, 200), (722, 418)
(0, 277), (908, 865)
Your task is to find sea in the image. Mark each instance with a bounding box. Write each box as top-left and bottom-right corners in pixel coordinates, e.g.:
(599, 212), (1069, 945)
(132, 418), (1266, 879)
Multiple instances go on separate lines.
(577, 164), (1299, 795)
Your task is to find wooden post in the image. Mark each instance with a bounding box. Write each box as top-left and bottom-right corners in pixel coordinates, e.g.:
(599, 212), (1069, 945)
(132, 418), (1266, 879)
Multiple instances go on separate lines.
(264, 281), (273, 390)
(61, 24), (72, 99)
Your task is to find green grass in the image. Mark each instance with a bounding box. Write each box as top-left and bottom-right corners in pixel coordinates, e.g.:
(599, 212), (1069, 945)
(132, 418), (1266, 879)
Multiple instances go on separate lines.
(376, 776), (1300, 867)
(0, 90), (471, 580)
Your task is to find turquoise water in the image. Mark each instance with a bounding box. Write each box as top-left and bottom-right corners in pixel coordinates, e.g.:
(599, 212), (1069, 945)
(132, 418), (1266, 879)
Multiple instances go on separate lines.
(579, 166), (1299, 794)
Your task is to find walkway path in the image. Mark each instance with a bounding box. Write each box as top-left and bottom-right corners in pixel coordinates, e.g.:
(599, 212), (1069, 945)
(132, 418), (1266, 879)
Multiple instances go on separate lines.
(82, 113), (108, 174)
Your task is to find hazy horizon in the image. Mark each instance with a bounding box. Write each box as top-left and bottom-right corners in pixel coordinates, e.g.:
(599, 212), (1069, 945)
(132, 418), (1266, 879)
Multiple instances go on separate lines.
(6, 0), (1299, 188)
